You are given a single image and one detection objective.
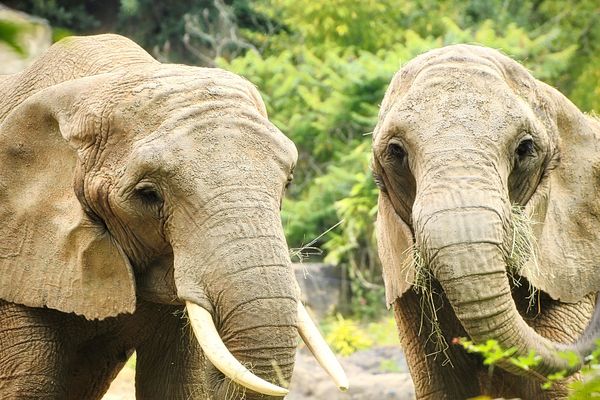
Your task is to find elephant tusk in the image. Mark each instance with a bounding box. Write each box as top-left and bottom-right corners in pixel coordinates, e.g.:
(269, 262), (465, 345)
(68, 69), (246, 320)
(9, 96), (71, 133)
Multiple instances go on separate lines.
(297, 302), (349, 391)
(185, 302), (289, 397)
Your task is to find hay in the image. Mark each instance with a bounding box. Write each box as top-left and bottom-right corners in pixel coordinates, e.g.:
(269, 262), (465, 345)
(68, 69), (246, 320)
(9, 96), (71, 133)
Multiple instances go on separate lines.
(403, 205), (540, 361)
(403, 246), (452, 365)
(506, 204), (540, 311)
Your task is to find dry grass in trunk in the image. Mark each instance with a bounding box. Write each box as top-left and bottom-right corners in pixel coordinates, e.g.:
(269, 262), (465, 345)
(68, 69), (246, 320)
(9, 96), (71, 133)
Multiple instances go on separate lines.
(402, 246), (452, 365)
(506, 204), (540, 311)
(403, 205), (541, 362)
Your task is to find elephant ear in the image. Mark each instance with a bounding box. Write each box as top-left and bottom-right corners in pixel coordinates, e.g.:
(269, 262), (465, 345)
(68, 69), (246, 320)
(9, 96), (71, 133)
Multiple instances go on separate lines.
(520, 81), (600, 303)
(376, 194), (415, 307)
(373, 68), (419, 307)
(0, 77), (136, 319)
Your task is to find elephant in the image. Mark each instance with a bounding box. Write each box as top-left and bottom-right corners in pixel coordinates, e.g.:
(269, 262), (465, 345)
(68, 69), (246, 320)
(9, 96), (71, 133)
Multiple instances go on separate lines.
(372, 44), (600, 399)
(0, 34), (347, 399)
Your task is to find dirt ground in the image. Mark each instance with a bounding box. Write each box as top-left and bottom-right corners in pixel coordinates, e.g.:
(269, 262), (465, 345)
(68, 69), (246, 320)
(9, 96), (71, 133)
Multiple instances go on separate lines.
(102, 346), (414, 400)
(102, 366), (135, 400)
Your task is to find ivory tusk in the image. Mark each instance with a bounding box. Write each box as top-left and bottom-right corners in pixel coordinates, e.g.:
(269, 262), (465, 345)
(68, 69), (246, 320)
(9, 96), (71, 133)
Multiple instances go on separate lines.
(297, 302), (350, 391)
(185, 301), (289, 397)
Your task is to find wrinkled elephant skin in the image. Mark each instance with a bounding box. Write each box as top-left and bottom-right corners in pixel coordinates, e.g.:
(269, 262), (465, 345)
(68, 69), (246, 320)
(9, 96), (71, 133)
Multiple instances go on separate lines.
(0, 34), (339, 400)
(372, 44), (600, 399)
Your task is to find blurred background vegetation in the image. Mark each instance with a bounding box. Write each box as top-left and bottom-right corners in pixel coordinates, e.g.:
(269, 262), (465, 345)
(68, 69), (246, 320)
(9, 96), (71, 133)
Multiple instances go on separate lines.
(2, 0), (599, 320)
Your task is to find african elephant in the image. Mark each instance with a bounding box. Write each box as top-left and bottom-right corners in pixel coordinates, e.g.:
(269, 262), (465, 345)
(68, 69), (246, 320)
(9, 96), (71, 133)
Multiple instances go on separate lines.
(372, 44), (600, 399)
(0, 34), (347, 399)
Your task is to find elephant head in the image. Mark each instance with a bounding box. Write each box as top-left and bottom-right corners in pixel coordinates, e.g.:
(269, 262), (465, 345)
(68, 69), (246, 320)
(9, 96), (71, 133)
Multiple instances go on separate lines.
(0, 34), (347, 398)
(372, 44), (600, 377)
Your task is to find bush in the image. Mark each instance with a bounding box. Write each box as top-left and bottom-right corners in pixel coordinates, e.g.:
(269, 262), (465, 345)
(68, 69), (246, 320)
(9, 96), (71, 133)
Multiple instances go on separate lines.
(320, 315), (398, 356)
(457, 338), (600, 398)
(323, 314), (373, 356)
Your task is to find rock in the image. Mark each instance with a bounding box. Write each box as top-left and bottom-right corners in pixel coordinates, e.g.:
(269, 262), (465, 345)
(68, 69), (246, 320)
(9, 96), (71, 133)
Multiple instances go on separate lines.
(0, 5), (52, 74)
(344, 347), (409, 374)
(288, 346), (414, 400)
(294, 263), (347, 318)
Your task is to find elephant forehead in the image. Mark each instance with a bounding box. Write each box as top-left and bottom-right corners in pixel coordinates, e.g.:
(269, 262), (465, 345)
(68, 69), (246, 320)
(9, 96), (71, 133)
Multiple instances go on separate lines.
(391, 68), (526, 144)
(134, 125), (294, 172)
(152, 103), (294, 164)
(110, 72), (257, 127)
(124, 121), (294, 197)
(105, 66), (296, 166)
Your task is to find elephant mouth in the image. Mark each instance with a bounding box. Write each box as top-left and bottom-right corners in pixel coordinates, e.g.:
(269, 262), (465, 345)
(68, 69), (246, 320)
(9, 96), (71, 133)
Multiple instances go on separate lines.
(186, 301), (349, 397)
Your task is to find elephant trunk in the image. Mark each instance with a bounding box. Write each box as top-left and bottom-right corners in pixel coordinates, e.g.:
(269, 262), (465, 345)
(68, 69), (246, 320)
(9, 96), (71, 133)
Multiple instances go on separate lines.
(414, 179), (598, 377)
(207, 237), (298, 399)
(170, 202), (298, 398)
(169, 197), (347, 397)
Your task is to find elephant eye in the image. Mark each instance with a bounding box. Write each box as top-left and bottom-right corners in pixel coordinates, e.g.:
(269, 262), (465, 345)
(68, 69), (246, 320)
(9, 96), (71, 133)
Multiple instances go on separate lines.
(134, 182), (163, 205)
(285, 174), (293, 190)
(516, 138), (535, 159)
(387, 142), (406, 162)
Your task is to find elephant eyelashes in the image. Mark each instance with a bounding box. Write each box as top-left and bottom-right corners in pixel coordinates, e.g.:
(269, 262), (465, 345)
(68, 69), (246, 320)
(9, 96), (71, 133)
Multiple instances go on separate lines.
(372, 172), (386, 192)
(516, 138), (535, 160)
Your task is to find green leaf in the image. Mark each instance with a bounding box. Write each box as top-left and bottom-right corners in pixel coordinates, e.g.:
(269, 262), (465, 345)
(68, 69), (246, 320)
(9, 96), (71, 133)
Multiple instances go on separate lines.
(0, 20), (25, 55)
(509, 350), (542, 371)
(558, 351), (581, 369)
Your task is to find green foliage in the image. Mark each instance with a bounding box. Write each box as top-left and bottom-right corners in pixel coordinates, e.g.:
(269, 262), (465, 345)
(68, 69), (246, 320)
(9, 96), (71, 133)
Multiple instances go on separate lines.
(570, 53), (600, 112)
(365, 316), (399, 346)
(533, 1), (600, 111)
(569, 376), (600, 400)
(252, 0), (407, 53)
(221, 13), (579, 318)
(50, 26), (72, 42)
(119, 0), (140, 16)
(10, 1), (598, 110)
(280, 144), (377, 253)
(6, 0), (269, 65)
(460, 339), (518, 367)
(323, 314), (373, 356)
(0, 20), (26, 54)
(322, 315), (398, 356)
(457, 338), (600, 398)
(320, 142), (381, 318)
(509, 350), (542, 371)
(542, 370), (568, 391)
(379, 0), (599, 112)
(5, 0), (100, 32)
